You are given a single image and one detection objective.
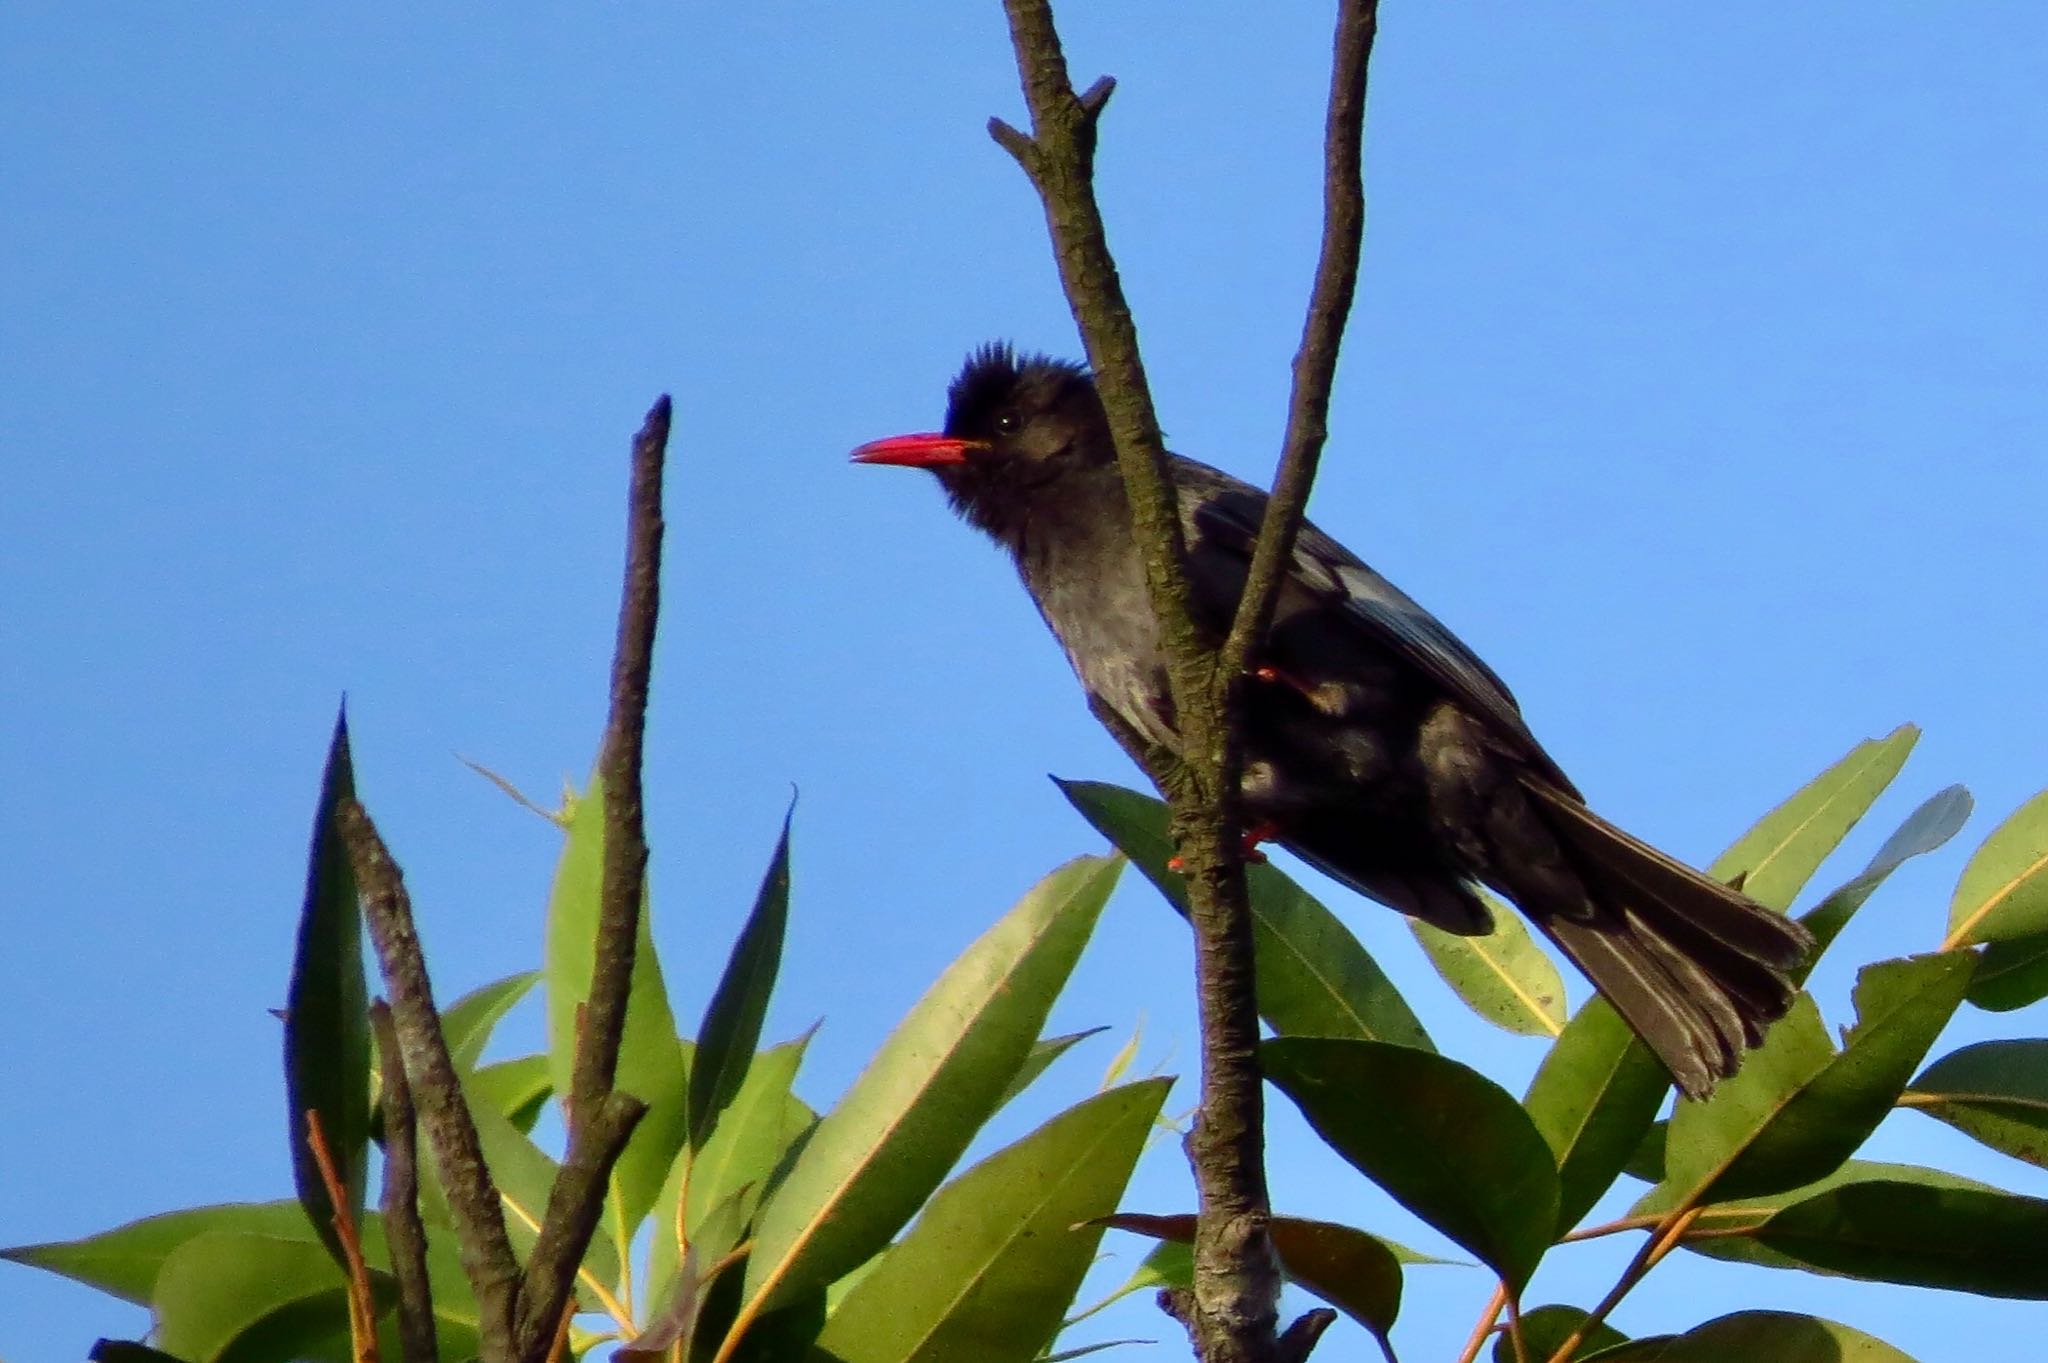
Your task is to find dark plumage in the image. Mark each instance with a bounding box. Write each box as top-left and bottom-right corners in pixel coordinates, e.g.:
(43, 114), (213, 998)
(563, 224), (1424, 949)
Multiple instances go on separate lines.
(854, 344), (1811, 1096)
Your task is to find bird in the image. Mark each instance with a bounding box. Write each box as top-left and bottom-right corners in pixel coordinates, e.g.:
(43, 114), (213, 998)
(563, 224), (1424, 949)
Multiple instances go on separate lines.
(852, 343), (1811, 1096)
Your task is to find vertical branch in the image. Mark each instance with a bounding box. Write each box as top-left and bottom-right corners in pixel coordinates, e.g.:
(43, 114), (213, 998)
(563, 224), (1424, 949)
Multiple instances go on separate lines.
(340, 801), (522, 1358)
(1221, 0), (1379, 672)
(372, 1000), (439, 1363)
(515, 395), (672, 1359)
(991, 4), (1378, 1360)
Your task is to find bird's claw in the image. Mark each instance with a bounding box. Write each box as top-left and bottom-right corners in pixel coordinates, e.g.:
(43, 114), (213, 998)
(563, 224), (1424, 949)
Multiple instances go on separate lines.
(1167, 821), (1279, 872)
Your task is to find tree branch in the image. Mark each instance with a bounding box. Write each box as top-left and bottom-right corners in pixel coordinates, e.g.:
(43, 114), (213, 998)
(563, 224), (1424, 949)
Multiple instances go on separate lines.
(340, 800), (521, 1358)
(371, 1001), (439, 1363)
(1221, 0), (1379, 674)
(515, 395), (671, 1359)
(992, 5), (1378, 1360)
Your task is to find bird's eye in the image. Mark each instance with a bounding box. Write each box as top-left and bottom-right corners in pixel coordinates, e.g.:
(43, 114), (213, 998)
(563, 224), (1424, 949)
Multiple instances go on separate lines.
(993, 410), (1020, 435)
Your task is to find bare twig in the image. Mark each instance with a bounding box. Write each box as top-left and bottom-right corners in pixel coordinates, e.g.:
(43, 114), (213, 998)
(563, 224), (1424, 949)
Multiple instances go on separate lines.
(340, 799), (521, 1357)
(1453, 1282), (1508, 1363)
(515, 395), (672, 1359)
(1544, 1206), (1704, 1363)
(306, 1109), (380, 1363)
(1220, 0), (1379, 675)
(371, 1001), (439, 1363)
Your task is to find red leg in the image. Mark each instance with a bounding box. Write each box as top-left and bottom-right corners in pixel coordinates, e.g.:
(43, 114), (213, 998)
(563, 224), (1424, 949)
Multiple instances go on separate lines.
(1169, 821), (1279, 871)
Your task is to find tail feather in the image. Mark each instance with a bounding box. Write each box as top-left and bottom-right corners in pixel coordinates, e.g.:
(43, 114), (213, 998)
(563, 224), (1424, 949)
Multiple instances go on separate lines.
(1514, 782), (1814, 1097)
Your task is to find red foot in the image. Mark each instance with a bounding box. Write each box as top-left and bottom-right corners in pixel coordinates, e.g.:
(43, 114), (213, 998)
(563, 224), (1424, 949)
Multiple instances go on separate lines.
(1168, 822), (1279, 872)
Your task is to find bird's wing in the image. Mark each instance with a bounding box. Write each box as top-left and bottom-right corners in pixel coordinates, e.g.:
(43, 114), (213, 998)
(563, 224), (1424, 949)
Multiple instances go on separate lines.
(1175, 457), (1573, 788)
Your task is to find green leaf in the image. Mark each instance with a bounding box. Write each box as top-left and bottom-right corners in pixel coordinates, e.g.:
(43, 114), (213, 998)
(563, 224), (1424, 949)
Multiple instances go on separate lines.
(1098, 1213), (1412, 1343)
(441, 971), (542, 1073)
(1663, 951), (1972, 1203)
(284, 707), (369, 1271)
(3, 1202), (322, 1304)
(1968, 929), (2048, 1011)
(816, 1079), (1170, 1363)
(648, 1032), (816, 1307)
(741, 856), (1119, 1314)
(467, 1053), (552, 1133)
(1263, 1037), (1559, 1290)
(1411, 897), (1566, 1037)
(152, 1230), (386, 1363)
(1948, 788), (2048, 947)
(1737, 1179), (2048, 1298)
(1593, 1311), (1916, 1362)
(1905, 1039), (2048, 1169)
(1496, 1306), (1625, 1363)
(1059, 780), (1432, 1049)
(544, 771), (691, 1235)
(1635, 1159), (1997, 1270)
(1709, 725), (1918, 911)
(997, 1027), (1109, 1109)
(1523, 997), (1668, 1234)
(689, 806), (793, 1150)
(1798, 785), (1972, 966)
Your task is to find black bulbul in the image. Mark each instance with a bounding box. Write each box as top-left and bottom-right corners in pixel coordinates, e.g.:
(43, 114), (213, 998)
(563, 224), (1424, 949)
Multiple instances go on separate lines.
(854, 343), (1810, 1095)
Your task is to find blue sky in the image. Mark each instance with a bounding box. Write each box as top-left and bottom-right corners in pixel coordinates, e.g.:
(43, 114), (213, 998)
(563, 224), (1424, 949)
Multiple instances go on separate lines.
(3, 4), (2044, 1360)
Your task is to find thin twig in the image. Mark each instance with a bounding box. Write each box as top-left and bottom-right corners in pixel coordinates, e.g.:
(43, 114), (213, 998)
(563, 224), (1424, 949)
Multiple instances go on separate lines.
(1220, 0), (1379, 676)
(515, 394), (671, 1359)
(1543, 1206), (1704, 1363)
(1503, 1290), (1530, 1363)
(1453, 1282), (1508, 1363)
(340, 799), (522, 1357)
(371, 1002), (438, 1363)
(305, 1109), (380, 1363)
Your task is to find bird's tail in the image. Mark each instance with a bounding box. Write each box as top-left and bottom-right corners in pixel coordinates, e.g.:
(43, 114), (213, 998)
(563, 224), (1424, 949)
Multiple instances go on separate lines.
(1511, 782), (1813, 1098)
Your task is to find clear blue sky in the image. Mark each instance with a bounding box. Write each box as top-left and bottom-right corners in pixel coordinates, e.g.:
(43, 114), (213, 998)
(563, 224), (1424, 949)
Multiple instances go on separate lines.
(4, 4), (2044, 1360)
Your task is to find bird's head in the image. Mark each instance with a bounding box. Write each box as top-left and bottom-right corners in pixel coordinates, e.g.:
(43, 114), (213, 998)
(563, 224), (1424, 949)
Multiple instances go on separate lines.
(852, 343), (1114, 539)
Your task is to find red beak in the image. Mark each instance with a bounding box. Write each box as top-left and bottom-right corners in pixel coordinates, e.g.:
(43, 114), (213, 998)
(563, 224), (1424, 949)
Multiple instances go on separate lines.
(849, 432), (988, 467)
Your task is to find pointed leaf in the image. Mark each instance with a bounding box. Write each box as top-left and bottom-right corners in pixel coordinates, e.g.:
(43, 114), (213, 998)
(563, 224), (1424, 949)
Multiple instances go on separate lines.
(1412, 898), (1566, 1037)
(1634, 1159), (1996, 1270)
(1709, 726), (1918, 911)
(544, 772), (691, 1234)
(742, 856), (1119, 1313)
(1060, 780), (1431, 1049)
(2, 1202), (325, 1305)
(1523, 997), (1669, 1233)
(1099, 1213), (1415, 1343)
(284, 708), (369, 1270)
(467, 1053), (552, 1133)
(1263, 1037), (1559, 1290)
(152, 1230), (387, 1363)
(1905, 1038), (2048, 1169)
(1593, 1311), (1916, 1362)
(817, 1078), (1170, 1363)
(690, 807), (793, 1149)
(1664, 951), (1972, 1203)
(1101, 1212), (1445, 1268)
(442, 971), (541, 1073)
(1745, 1180), (2048, 1298)
(1798, 785), (1972, 965)
(1496, 1306), (1625, 1363)
(1947, 788), (2048, 947)
(648, 1032), (816, 1305)
(1968, 929), (2048, 1011)
(998, 1027), (1109, 1110)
